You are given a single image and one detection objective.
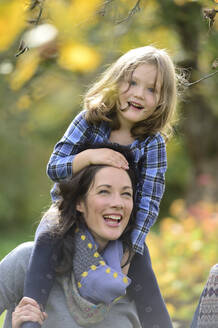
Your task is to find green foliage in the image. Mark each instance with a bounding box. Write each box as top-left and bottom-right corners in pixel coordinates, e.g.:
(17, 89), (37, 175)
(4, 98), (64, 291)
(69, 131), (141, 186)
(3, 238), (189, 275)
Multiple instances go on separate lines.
(147, 200), (218, 327)
(160, 136), (192, 218)
(0, 312), (5, 326)
(0, 0), (217, 227)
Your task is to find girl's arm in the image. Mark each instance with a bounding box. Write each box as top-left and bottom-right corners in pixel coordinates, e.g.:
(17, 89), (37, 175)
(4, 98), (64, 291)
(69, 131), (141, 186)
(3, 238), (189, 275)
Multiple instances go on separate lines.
(132, 134), (167, 254)
(47, 110), (128, 181)
(47, 110), (90, 182)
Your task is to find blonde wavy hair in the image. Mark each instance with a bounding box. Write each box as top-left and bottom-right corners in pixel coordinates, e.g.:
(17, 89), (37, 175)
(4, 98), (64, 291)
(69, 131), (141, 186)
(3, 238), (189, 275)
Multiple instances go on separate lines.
(84, 46), (178, 140)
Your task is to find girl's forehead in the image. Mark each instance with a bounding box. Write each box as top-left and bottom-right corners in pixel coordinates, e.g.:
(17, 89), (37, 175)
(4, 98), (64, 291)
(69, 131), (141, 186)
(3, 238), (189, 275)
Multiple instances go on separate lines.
(123, 63), (163, 88)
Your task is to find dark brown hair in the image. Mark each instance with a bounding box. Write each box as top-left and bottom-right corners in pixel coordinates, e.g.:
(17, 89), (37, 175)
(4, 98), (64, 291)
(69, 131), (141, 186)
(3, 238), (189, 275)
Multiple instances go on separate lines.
(48, 144), (137, 273)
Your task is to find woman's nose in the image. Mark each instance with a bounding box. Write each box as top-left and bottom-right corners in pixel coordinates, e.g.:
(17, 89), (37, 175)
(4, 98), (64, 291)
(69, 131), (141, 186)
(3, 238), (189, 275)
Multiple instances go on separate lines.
(110, 194), (124, 208)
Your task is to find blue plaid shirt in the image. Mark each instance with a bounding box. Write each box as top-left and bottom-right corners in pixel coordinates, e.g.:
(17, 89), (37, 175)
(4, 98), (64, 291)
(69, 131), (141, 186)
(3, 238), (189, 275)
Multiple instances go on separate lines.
(47, 110), (167, 254)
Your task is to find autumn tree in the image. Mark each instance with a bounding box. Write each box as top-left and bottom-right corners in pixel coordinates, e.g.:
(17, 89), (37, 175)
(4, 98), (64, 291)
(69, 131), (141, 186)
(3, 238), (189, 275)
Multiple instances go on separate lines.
(0, 0), (217, 227)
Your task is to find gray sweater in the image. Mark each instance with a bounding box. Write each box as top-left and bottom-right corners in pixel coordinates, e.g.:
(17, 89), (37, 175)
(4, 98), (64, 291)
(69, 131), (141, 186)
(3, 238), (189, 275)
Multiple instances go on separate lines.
(0, 242), (141, 328)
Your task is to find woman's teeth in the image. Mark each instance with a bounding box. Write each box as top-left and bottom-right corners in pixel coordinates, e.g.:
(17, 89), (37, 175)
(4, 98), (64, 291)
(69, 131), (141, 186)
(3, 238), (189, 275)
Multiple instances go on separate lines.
(103, 215), (121, 223)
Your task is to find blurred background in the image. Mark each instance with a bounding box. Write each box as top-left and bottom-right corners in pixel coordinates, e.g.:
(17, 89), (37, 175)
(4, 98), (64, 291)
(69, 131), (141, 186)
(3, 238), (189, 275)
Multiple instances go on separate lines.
(0, 0), (217, 326)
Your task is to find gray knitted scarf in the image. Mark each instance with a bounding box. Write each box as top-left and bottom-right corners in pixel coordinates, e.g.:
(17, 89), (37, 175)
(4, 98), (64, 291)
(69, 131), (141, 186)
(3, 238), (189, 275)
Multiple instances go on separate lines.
(57, 225), (131, 326)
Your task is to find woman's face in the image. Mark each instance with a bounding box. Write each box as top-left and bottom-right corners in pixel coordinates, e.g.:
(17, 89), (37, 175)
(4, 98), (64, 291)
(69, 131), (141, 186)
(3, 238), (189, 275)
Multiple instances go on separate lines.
(76, 166), (133, 251)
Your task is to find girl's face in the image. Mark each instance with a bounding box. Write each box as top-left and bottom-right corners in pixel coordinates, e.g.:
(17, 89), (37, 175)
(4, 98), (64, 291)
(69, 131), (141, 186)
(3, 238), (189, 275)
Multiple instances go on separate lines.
(117, 63), (161, 129)
(76, 166), (133, 252)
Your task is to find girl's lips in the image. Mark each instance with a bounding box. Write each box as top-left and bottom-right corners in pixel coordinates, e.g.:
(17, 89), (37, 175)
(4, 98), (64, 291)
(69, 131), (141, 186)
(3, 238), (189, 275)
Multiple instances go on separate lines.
(128, 101), (144, 110)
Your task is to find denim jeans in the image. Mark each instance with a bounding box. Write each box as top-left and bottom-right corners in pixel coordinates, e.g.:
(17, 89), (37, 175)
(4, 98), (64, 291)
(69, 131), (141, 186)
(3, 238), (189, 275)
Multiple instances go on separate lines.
(128, 244), (173, 328)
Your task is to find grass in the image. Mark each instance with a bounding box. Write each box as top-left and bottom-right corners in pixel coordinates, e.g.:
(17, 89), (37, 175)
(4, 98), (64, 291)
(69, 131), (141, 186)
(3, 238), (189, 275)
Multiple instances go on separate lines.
(0, 227), (34, 260)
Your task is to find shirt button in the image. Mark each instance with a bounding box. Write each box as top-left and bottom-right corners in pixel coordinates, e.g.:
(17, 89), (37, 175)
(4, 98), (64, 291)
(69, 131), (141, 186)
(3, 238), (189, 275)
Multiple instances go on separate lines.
(134, 283), (142, 292)
(145, 306), (152, 312)
(46, 273), (53, 279)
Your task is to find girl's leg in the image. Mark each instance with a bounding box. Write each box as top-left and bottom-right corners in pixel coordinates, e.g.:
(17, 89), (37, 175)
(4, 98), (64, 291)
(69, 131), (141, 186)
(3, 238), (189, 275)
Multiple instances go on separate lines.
(22, 206), (60, 328)
(128, 243), (173, 328)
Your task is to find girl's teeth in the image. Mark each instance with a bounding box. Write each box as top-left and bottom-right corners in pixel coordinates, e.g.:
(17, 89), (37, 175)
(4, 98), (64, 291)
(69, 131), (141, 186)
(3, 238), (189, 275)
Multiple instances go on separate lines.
(129, 102), (143, 109)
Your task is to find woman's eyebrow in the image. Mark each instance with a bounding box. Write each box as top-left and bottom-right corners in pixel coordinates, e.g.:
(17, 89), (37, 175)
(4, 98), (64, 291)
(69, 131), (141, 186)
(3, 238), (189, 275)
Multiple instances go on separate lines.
(122, 186), (133, 190)
(96, 185), (132, 190)
(96, 184), (111, 189)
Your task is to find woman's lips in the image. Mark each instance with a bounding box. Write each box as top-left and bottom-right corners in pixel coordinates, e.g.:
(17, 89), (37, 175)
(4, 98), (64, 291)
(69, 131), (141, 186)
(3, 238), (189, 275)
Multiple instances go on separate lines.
(103, 214), (122, 226)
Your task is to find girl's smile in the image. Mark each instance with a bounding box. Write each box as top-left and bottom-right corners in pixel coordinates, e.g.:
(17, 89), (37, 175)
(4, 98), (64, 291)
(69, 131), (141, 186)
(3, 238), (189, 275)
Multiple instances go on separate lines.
(117, 63), (161, 129)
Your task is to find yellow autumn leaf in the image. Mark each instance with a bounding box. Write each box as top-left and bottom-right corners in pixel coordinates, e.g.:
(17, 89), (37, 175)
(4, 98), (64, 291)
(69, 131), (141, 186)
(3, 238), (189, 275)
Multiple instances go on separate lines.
(69, 0), (102, 24)
(170, 199), (185, 217)
(10, 52), (40, 90)
(173, 0), (186, 5)
(48, 0), (101, 38)
(166, 303), (176, 317)
(0, 1), (26, 51)
(17, 95), (31, 110)
(58, 43), (100, 72)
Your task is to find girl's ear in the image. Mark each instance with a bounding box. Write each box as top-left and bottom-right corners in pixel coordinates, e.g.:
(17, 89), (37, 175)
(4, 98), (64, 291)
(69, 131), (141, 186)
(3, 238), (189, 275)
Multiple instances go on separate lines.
(76, 201), (85, 213)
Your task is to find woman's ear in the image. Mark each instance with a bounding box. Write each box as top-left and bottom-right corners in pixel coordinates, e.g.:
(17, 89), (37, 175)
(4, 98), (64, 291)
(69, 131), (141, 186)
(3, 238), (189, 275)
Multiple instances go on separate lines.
(76, 201), (85, 213)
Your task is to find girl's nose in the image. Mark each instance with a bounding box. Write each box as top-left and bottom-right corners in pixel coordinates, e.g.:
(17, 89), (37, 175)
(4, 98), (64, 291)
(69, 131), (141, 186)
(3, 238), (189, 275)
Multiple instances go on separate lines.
(135, 86), (145, 99)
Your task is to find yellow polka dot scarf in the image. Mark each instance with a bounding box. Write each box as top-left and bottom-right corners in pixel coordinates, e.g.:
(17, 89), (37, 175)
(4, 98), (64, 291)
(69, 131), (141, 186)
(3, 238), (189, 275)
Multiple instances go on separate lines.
(72, 225), (131, 304)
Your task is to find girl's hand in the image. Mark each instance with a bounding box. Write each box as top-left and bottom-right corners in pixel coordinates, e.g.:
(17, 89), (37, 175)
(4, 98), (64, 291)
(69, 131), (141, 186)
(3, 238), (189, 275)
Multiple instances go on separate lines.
(12, 297), (47, 328)
(73, 148), (129, 173)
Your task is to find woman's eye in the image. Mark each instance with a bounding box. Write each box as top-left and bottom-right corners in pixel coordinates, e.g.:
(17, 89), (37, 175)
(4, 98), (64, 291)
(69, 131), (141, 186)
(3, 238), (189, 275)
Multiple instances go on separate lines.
(122, 192), (132, 198)
(98, 190), (109, 195)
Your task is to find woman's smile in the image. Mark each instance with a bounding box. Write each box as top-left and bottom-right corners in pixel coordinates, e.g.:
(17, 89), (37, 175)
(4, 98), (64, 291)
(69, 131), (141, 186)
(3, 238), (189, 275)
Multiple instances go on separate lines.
(76, 166), (133, 251)
(103, 213), (123, 226)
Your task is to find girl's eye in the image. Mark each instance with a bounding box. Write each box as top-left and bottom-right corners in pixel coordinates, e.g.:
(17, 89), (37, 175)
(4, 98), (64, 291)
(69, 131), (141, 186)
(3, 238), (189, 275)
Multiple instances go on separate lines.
(148, 87), (155, 93)
(129, 80), (137, 86)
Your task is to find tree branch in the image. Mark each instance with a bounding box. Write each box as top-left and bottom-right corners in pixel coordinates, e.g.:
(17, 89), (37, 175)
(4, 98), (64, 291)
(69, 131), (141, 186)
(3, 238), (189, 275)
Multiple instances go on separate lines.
(115, 0), (141, 24)
(98, 0), (115, 17)
(186, 70), (218, 87)
(203, 8), (218, 29)
(15, 0), (44, 57)
(98, 0), (141, 24)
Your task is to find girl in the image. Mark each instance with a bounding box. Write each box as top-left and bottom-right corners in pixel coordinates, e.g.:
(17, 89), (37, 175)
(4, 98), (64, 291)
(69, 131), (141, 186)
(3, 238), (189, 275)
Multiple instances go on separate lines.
(23, 46), (178, 328)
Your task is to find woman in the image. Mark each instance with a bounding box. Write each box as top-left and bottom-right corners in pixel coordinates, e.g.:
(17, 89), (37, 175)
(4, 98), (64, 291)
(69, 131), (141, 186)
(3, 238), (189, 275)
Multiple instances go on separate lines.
(191, 264), (218, 328)
(0, 149), (142, 327)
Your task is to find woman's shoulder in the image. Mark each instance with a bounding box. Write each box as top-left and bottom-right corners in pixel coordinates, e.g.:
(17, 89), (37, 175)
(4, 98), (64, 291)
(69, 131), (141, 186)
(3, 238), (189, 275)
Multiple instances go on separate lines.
(0, 242), (33, 269)
(9, 241), (33, 257)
